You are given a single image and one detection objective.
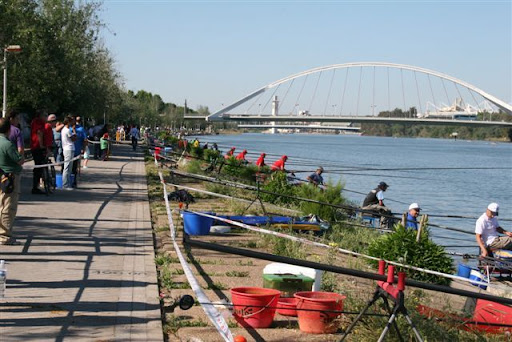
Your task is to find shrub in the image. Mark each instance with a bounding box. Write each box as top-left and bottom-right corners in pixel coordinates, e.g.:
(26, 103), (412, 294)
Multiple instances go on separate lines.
(260, 171), (298, 205)
(367, 224), (454, 285)
(295, 181), (346, 222)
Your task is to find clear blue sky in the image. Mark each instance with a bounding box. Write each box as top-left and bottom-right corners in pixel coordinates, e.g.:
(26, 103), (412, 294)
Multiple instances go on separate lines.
(100, 0), (511, 112)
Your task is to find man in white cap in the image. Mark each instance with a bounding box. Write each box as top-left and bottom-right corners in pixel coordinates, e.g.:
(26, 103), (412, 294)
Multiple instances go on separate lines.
(406, 203), (421, 230)
(475, 203), (512, 257)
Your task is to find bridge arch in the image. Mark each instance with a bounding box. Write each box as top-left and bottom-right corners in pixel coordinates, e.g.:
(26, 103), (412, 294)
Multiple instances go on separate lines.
(206, 62), (512, 121)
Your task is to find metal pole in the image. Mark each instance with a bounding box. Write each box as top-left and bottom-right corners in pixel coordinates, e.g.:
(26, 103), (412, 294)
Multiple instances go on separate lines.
(2, 49), (7, 118)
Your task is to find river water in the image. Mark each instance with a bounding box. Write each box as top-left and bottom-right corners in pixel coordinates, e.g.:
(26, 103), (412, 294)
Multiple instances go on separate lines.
(192, 133), (512, 255)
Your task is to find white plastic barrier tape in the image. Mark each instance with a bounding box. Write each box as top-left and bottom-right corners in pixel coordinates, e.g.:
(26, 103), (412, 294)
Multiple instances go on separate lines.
(188, 210), (492, 289)
(23, 154), (82, 170)
(156, 167), (233, 341)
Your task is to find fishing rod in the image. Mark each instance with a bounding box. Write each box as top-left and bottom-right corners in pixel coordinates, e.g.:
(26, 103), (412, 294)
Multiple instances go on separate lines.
(156, 148), (511, 223)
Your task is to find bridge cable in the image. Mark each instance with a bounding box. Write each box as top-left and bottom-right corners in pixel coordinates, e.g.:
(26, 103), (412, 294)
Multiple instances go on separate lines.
(245, 87), (265, 114)
(356, 66), (363, 116)
(441, 78), (450, 105)
(293, 74), (309, 115)
(454, 82), (464, 106)
(414, 71), (423, 115)
(261, 84), (281, 113)
(372, 66), (376, 116)
(401, 68), (406, 111)
(387, 67), (391, 117)
(338, 67), (349, 116)
(308, 71), (322, 112)
(278, 78), (295, 114)
(468, 87), (482, 113)
(323, 68), (336, 116)
(427, 74), (437, 111)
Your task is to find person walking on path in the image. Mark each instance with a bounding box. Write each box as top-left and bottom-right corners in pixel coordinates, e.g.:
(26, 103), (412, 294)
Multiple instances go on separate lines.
(61, 116), (76, 190)
(0, 118), (24, 245)
(475, 203), (512, 257)
(362, 181), (392, 228)
(7, 110), (24, 164)
(405, 203), (421, 230)
(30, 110), (48, 195)
(307, 166), (324, 186)
(130, 125), (140, 151)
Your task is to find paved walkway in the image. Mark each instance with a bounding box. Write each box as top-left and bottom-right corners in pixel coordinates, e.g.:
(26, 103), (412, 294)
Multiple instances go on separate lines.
(0, 145), (162, 341)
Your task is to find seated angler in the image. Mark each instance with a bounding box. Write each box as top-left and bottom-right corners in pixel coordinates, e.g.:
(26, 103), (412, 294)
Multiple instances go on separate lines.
(361, 181), (393, 229)
(405, 203), (421, 230)
(307, 166), (324, 186)
(475, 203), (512, 257)
(235, 149), (248, 164)
(271, 155), (288, 172)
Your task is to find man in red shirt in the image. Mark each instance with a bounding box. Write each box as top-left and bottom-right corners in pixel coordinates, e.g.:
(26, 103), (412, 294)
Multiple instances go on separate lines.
(271, 155), (288, 171)
(30, 110), (47, 194)
(44, 115), (54, 155)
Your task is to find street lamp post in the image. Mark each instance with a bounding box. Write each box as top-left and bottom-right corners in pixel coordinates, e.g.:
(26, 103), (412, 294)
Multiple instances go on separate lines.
(2, 45), (22, 118)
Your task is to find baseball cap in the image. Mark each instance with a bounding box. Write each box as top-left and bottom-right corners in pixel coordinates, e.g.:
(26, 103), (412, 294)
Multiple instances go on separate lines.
(488, 203), (499, 216)
(379, 181), (389, 188)
(409, 203), (421, 211)
(47, 114), (57, 122)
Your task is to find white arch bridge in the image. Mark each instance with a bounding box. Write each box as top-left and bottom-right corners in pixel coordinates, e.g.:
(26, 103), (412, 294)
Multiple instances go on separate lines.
(191, 62), (512, 129)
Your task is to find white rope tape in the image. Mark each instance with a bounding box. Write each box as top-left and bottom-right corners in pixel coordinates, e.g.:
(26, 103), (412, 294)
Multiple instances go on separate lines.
(23, 154), (82, 170)
(188, 210), (492, 289)
(156, 164), (233, 341)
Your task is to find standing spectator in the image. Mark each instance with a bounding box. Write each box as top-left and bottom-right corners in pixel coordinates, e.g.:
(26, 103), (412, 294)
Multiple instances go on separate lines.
(271, 155), (288, 171)
(405, 203), (421, 230)
(0, 118), (24, 245)
(72, 116), (87, 186)
(30, 110), (47, 195)
(100, 133), (109, 160)
(61, 116), (76, 190)
(44, 114), (54, 158)
(307, 166), (324, 186)
(130, 125), (140, 151)
(48, 114), (64, 163)
(7, 110), (24, 163)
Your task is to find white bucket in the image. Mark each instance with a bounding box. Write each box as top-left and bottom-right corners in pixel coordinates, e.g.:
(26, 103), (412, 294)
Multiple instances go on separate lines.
(469, 269), (488, 290)
(263, 262), (323, 291)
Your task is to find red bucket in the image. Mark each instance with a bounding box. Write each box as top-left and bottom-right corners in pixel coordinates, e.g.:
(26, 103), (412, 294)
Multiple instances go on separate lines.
(294, 291), (345, 334)
(231, 287), (281, 328)
(277, 297), (299, 316)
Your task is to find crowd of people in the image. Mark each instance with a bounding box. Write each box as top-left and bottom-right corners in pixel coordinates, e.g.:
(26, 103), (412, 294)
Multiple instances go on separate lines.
(0, 111), (144, 245)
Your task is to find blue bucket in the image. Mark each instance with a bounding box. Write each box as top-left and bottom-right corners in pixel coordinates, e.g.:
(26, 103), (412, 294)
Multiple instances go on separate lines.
(469, 270), (488, 290)
(183, 212), (214, 236)
(457, 263), (473, 278)
(56, 174), (63, 188)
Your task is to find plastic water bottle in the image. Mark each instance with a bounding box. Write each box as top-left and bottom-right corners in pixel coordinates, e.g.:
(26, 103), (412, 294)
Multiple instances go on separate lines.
(0, 260), (6, 298)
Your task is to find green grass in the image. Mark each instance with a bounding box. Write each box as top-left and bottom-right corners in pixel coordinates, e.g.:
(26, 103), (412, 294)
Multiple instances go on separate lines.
(225, 270), (250, 277)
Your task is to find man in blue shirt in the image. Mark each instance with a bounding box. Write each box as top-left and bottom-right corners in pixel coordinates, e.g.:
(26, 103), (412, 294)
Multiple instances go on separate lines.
(72, 116), (87, 186)
(307, 166), (324, 186)
(406, 203), (421, 230)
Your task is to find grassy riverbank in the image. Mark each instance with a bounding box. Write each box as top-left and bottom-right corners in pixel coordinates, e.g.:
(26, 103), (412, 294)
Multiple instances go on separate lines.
(145, 152), (505, 341)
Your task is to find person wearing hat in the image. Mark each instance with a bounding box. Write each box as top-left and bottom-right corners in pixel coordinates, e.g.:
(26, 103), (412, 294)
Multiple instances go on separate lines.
(307, 166), (324, 186)
(235, 149), (248, 164)
(271, 155), (288, 172)
(475, 203), (512, 257)
(225, 147), (236, 159)
(255, 153), (266, 170)
(362, 182), (392, 229)
(406, 203), (421, 230)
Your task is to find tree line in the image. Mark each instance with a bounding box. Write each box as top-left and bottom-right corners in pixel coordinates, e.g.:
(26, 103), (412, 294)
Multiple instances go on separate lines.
(0, 0), (194, 128)
(361, 108), (512, 141)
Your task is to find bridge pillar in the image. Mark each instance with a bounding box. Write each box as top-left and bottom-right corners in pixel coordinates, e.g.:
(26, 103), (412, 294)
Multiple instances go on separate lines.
(271, 95), (278, 134)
